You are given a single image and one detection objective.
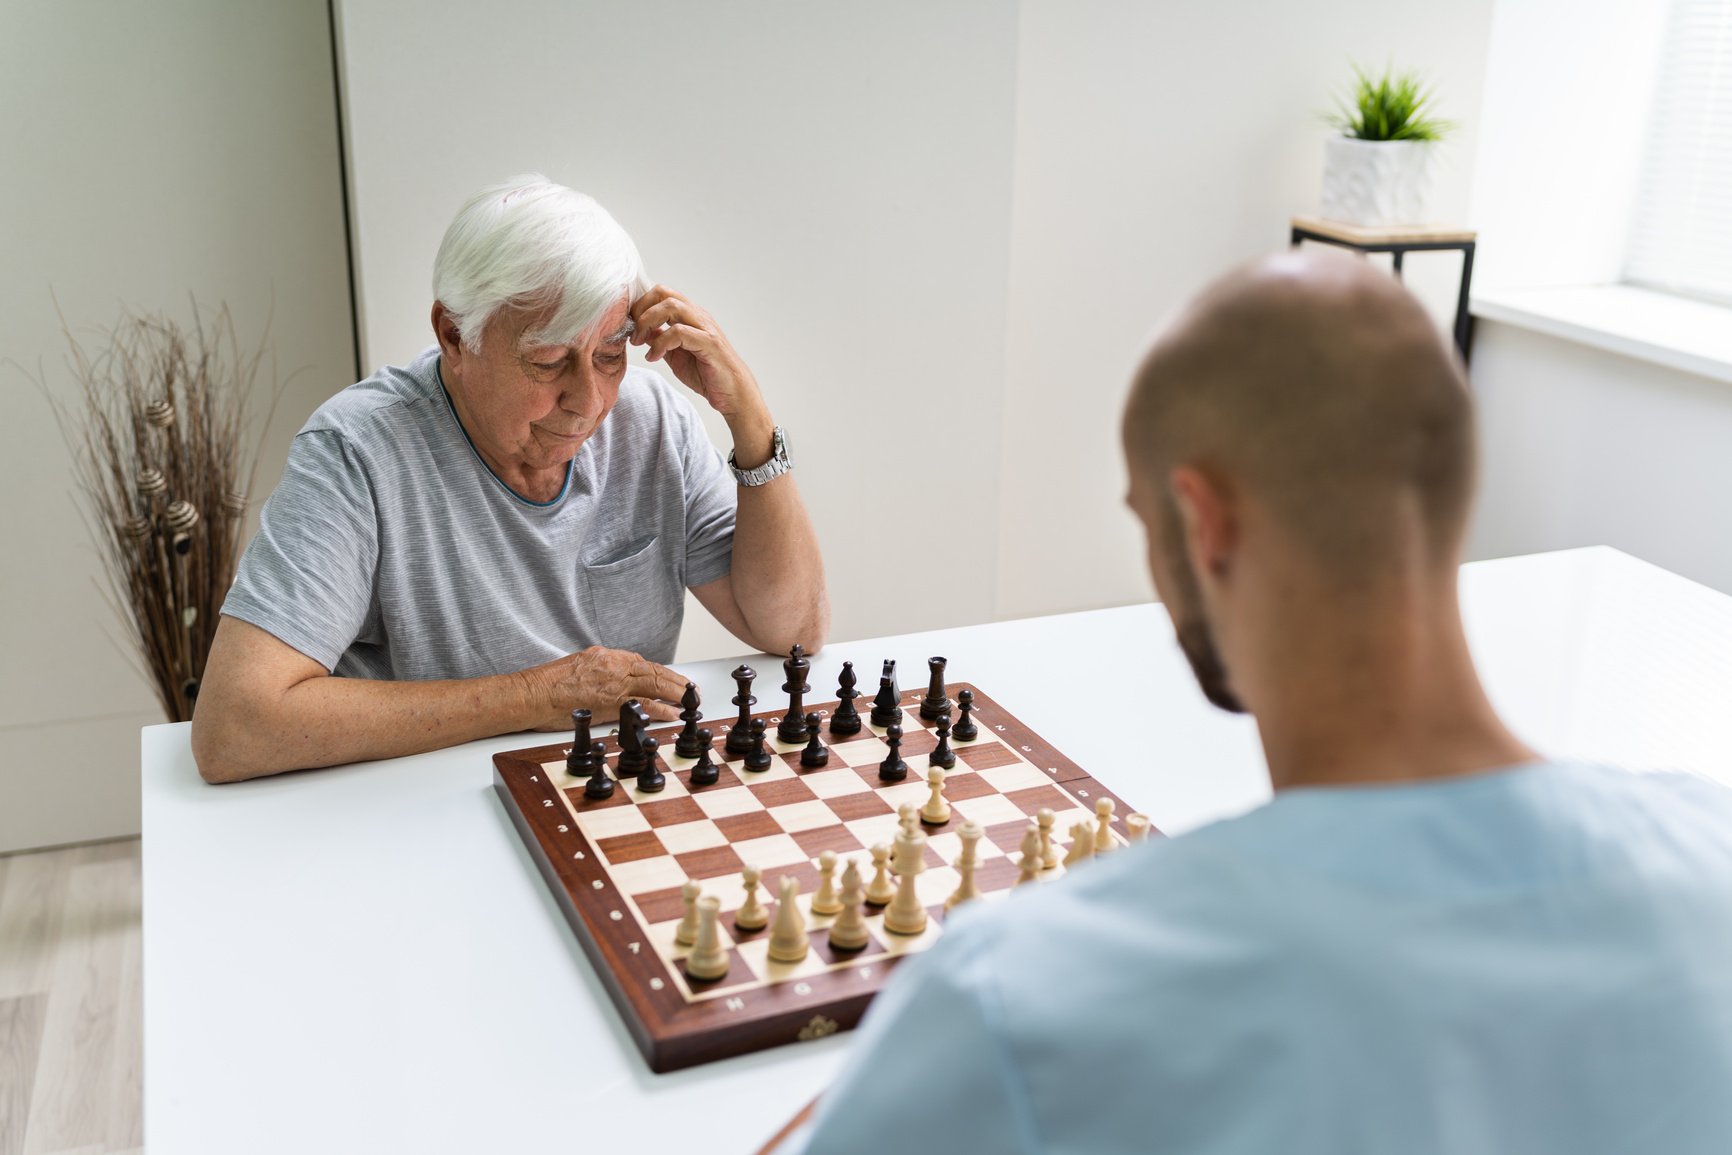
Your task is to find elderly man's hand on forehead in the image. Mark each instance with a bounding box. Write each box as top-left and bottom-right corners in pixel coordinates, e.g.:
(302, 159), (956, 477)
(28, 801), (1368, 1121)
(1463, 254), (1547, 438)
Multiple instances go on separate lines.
(630, 285), (765, 424)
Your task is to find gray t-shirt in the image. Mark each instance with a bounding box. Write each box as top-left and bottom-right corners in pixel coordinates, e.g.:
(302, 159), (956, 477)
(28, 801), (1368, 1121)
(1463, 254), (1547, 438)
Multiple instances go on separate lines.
(222, 348), (736, 677)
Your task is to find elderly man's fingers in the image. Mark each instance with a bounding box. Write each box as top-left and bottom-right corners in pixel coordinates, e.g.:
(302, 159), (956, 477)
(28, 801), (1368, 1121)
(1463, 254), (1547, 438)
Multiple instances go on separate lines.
(632, 297), (691, 335)
(644, 322), (711, 364)
(635, 699), (681, 723)
(631, 660), (691, 704)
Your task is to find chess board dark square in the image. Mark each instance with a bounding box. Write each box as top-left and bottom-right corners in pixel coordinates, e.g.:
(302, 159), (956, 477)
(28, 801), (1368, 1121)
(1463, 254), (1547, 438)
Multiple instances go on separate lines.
(974, 856), (1022, 890)
(746, 777), (820, 807)
(812, 929), (886, 966)
(714, 811), (782, 843)
(957, 741), (1019, 770)
(597, 830), (667, 864)
(777, 750), (832, 773)
(1004, 784), (1072, 815)
(635, 884), (689, 924)
(674, 844), (745, 879)
(640, 796), (706, 828)
(570, 786), (630, 813)
(684, 949), (754, 992)
(686, 766), (746, 793)
(895, 727), (938, 757)
(791, 824), (866, 858)
(983, 818), (1036, 855)
(942, 772), (997, 802)
(824, 792), (894, 822)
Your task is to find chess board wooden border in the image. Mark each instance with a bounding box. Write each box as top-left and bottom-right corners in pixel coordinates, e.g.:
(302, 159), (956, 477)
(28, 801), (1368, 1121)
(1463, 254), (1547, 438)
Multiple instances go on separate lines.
(492, 681), (1152, 1072)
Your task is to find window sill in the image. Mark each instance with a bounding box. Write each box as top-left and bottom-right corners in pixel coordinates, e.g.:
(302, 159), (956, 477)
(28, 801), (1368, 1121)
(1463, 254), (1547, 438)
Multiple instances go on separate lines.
(1470, 284), (1732, 386)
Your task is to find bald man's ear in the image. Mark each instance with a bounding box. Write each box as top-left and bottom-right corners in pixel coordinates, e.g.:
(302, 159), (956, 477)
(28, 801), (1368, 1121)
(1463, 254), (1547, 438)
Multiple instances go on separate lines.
(1168, 465), (1235, 583)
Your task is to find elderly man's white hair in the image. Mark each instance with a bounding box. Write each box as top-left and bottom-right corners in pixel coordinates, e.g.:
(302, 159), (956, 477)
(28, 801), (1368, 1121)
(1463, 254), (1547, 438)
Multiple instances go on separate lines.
(433, 174), (649, 353)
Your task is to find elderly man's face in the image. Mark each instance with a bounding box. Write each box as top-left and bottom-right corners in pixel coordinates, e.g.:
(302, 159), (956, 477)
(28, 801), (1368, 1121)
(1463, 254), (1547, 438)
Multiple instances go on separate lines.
(443, 296), (635, 479)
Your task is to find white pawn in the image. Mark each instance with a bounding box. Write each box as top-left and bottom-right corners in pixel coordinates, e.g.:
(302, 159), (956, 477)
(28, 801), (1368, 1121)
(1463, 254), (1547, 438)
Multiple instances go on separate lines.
(865, 843), (896, 905)
(674, 878), (702, 946)
(1037, 807), (1058, 870)
(767, 876), (810, 963)
(1015, 825), (1042, 885)
(1094, 797), (1117, 855)
(684, 896), (729, 981)
(946, 821), (983, 909)
(1126, 813), (1152, 843)
(810, 849), (843, 916)
(735, 864), (768, 931)
(883, 826), (928, 936)
(898, 802), (919, 838)
(920, 765), (950, 824)
(828, 859), (870, 951)
(1063, 820), (1096, 866)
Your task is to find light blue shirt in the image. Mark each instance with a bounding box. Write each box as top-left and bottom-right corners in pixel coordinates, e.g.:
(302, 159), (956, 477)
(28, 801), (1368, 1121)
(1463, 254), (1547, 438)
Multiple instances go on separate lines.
(792, 762), (1732, 1154)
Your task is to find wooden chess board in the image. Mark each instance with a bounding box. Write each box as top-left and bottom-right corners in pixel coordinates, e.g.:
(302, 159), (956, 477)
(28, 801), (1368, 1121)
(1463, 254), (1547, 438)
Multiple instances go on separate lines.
(492, 680), (1154, 1072)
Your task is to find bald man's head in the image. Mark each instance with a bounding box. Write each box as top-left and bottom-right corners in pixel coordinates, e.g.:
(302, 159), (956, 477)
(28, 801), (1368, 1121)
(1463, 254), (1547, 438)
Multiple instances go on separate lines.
(1125, 249), (1475, 576)
(1122, 250), (1476, 712)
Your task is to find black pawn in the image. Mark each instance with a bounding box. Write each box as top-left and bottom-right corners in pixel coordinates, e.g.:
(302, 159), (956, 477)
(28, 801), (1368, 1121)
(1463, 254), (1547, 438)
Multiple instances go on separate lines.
(566, 708), (593, 778)
(953, 688), (978, 741)
(878, 724), (909, 782)
(778, 644), (811, 744)
(743, 717), (773, 773)
(583, 740), (615, 799)
(674, 682), (704, 758)
(636, 735), (666, 793)
(870, 659), (901, 728)
(830, 661), (862, 736)
(800, 712), (829, 769)
(726, 665), (757, 757)
(929, 713), (956, 770)
(919, 656), (950, 721)
(689, 727), (719, 787)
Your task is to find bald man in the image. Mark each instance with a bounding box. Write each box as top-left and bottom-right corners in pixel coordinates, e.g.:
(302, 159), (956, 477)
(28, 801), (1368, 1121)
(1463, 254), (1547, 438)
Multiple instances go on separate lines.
(766, 252), (1732, 1154)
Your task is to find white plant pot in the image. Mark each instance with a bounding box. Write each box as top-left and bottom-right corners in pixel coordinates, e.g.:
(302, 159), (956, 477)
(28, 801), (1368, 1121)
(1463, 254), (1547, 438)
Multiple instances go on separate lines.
(1319, 136), (1436, 227)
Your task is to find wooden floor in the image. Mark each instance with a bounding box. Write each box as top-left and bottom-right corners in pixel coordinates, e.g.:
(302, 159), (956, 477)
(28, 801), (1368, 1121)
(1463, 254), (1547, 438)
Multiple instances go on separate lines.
(0, 840), (142, 1155)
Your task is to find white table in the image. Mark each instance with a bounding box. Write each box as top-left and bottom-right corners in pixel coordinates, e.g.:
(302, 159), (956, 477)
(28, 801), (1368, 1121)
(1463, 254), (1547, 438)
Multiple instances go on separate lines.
(142, 547), (1732, 1153)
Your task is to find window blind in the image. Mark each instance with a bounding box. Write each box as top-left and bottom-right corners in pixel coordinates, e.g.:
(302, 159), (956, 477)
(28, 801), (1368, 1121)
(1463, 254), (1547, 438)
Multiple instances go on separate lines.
(1626, 0), (1732, 305)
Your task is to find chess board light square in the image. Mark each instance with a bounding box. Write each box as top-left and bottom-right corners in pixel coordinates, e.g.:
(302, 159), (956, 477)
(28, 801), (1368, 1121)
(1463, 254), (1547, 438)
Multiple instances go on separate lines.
(802, 768), (873, 800)
(769, 799), (844, 834)
(575, 805), (652, 840)
(607, 855), (691, 896)
(951, 793), (1029, 828)
(831, 736), (889, 768)
(655, 819), (730, 855)
(724, 758), (797, 784)
(978, 761), (1058, 794)
(691, 786), (766, 820)
(733, 936), (831, 984)
(842, 812), (904, 849)
(732, 832), (810, 870)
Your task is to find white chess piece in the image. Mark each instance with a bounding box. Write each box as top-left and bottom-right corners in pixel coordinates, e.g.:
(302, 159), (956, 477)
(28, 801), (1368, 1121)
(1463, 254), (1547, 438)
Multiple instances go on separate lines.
(828, 859), (870, 951)
(674, 878), (702, 946)
(1016, 825), (1041, 886)
(810, 849), (843, 916)
(1093, 797), (1117, 855)
(1037, 807), (1058, 870)
(735, 864), (768, 931)
(946, 821), (983, 908)
(1126, 813), (1152, 843)
(883, 825), (928, 935)
(1063, 820), (1096, 866)
(898, 802), (919, 839)
(865, 843), (896, 905)
(767, 876), (810, 963)
(920, 766), (950, 824)
(684, 896), (729, 981)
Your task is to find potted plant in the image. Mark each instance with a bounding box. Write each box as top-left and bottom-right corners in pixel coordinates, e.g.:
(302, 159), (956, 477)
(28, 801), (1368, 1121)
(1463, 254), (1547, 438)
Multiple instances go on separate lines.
(1320, 64), (1455, 227)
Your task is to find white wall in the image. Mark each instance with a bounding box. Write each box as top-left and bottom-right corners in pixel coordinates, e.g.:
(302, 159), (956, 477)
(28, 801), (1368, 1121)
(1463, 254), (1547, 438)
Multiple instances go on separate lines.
(1467, 321), (1732, 595)
(338, 0), (1497, 653)
(0, 1), (355, 852)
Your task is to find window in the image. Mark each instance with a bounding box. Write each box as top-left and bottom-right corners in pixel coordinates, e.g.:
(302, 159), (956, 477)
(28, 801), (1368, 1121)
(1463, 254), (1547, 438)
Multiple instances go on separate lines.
(1625, 0), (1732, 305)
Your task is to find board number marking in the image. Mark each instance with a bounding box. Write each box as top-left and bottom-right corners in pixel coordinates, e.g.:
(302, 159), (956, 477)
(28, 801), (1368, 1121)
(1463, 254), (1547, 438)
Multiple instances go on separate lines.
(726, 997), (745, 1012)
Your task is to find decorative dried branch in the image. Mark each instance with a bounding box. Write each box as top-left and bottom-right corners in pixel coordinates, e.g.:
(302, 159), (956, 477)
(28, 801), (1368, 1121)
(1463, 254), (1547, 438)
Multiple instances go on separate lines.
(44, 304), (275, 722)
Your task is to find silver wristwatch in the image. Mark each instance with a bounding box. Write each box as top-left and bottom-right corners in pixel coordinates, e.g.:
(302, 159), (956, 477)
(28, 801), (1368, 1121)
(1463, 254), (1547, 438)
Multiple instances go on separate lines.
(729, 426), (793, 487)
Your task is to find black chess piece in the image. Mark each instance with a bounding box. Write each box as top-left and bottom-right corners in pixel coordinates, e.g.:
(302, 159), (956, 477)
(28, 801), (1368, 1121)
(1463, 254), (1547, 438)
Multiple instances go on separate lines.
(616, 700), (650, 778)
(726, 665), (757, 756)
(920, 656), (950, 721)
(952, 688), (978, 741)
(878, 723), (909, 782)
(566, 708), (593, 777)
(800, 711), (829, 769)
(674, 683), (704, 758)
(870, 659), (901, 728)
(778, 645), (811, 744)
(743, 717), (773, 772)
(583, 741), (615, 799)
(688, 727), (719, 787)
(929, 712), (956, 770)
(636, 735), (666, 793)
(830, 661), (862, 737)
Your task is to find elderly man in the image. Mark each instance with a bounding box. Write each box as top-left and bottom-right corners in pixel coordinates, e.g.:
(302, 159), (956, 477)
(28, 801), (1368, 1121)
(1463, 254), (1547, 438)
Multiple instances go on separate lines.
(193, 175), (827, 783)
(766, 251), (1732, 1153)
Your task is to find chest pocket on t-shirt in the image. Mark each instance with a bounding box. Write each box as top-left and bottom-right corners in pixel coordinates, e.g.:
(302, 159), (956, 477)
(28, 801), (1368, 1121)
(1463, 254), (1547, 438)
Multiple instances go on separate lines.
(581, 534), (683, 662)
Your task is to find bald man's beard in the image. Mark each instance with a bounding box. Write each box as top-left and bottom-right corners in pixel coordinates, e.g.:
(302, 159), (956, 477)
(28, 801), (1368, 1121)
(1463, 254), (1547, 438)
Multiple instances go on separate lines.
(1160, 513), (1246, 715)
